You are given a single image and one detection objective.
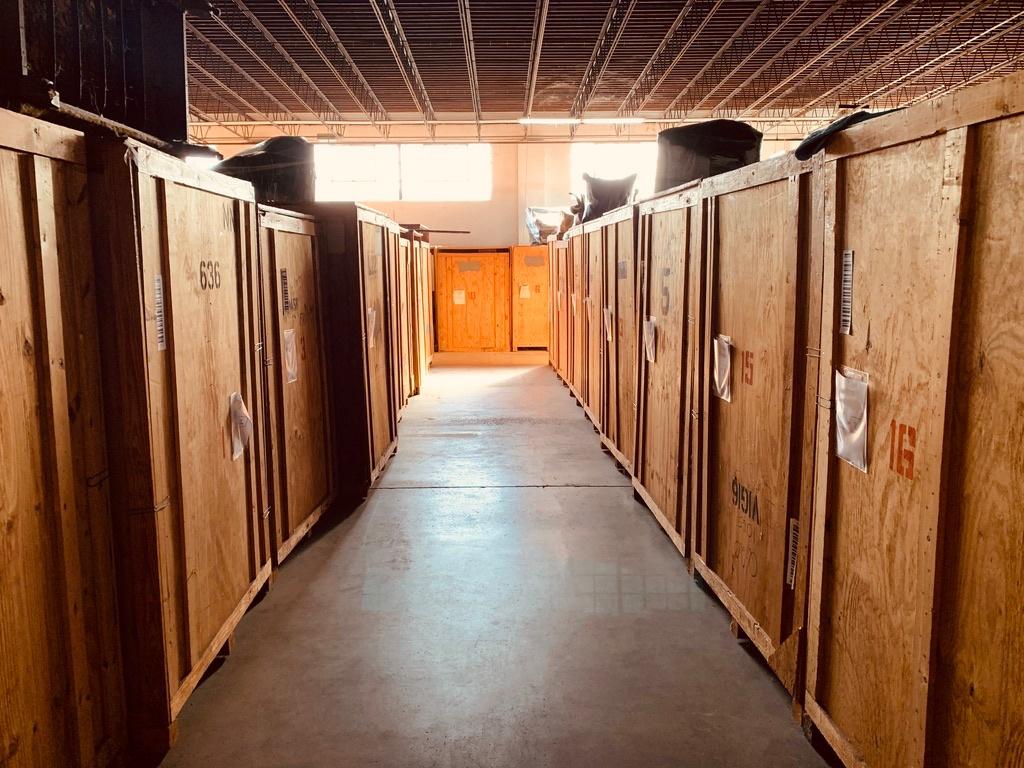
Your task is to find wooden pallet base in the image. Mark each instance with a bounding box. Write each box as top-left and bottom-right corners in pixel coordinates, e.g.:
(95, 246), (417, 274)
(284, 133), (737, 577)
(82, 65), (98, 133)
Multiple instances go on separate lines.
(369, 438), (399, 485)
(599, 433), (633, 476)
(276, 496), (333, 565)
(631, 477), (686, 557)
(691, 555), (800, 695)
(168, 558), (273, 720)
(803, 697), (866, 768)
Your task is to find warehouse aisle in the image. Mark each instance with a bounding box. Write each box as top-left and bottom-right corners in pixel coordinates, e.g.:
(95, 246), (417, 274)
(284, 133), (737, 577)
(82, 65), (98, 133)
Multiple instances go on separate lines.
(161, 360), (825, 768)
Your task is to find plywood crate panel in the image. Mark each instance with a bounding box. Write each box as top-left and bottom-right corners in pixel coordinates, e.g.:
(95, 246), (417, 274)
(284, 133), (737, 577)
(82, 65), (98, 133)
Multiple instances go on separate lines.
(805, 70), (1024, 768)
(0, 109), (125, 768)
(568, 230), (585, 399)
(583, 226), (604, 427)
(511, 244), (549, 350)
(88, 138), (270, 763)
(695, 155), (820, 696)
(598, 207), (638, 472)
(551, 240), (570, 381)
(389, 232), (413, 415)
(633, 184), (702, 556)
(434, 248), (511, 352)
(257, 207), (333, 564)
(406, 234), (433, 396)
(288, 203), (399, 494)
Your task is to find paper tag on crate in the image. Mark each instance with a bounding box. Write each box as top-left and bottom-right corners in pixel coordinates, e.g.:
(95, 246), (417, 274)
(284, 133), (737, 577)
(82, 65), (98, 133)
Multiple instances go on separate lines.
(643, 317), (657, 363)
(712, 334), (733, 402)
(519, 284), (532, 300)
(366, 307), (377, 349)
(453, 289), (467, 305)
(571, 293), (577, 315)
(153, 274), (167, 352)
(602, 307), (613, 342)
(835, 368), (869, 472)
(283, 328), (298, 383)
(228, 392), (253, 461)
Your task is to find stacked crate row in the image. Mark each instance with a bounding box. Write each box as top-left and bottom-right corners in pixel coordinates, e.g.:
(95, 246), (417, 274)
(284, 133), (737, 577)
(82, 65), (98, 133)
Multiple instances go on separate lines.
(550, 69), (1024, 768)
(0, 116), (430, 767)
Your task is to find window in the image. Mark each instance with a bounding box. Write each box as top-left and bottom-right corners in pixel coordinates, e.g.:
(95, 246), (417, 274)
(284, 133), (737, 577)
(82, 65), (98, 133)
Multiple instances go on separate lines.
(570, 142), (659, 199)
(314, 144), (400, 200)
(314, 143), (492, 202)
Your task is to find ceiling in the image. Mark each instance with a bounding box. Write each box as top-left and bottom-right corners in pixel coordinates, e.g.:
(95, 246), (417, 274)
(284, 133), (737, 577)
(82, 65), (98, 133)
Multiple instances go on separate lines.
(185, 0), (1024, 145)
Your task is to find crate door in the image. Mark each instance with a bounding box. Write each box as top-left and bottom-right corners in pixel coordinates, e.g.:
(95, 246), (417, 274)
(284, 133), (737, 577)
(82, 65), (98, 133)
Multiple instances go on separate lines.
(163, 186), (257, 666)
(585, 230), (603, 422)
(602, 226), (618, 443)
(267, 226), (330, 549)
(614, 216), (638, 470)
(570, 237), (584, 393)
(0, 147), (99, 766)
(398, 240), (413, 404)
(702, 176), (803, 681)
(511, 245), (549, 350)
(437, 252), (510, 352)
(557, 247), (569, 378)
(809, 134), (967, 768)
(636, 202), (693, 546)
(360, 221), (394, 470)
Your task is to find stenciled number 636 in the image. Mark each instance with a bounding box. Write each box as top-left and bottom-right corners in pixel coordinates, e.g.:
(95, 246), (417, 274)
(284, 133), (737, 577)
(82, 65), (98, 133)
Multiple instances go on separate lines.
(199, 260), (222, 291)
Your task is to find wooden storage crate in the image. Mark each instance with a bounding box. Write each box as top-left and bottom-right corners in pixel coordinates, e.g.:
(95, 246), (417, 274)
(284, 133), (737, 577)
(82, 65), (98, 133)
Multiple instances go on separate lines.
(1, 109), (125, 768)
(568, 228), (585, 399)
(511, 244), (549, 350)
(804, 70), (1024, 768)
(434, 248), (511, 352)
(406, 232), (433, 396)
(693, 155), (820, 696)
(597, 206), (638, 472)
(583, 223), (604, 427)
(288, 202), (399, 496)
(88, 138), (271, 762)
(257, 206), (334, 564)
(551, 239), (570, 382)
(632, 183), (702, 556)
(391, 234), (414, 415)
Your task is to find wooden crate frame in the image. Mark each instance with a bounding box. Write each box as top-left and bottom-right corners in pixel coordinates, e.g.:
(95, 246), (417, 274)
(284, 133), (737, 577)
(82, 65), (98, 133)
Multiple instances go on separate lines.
(433, 247), (512, 352)
(594, 206), (638, 474)
(693, 153), (821, 698)
(551, 239), (570, 382)
(511, 244), (550, 351)
(632, 182), (702, 557)
(803, 69), (1024, 768)
(88, 138), (271, 763)
(257, 207), (335, 565)
(1, 108), (125, 768)
(567, 228), (585, 401)
(285, 202), (399, 498)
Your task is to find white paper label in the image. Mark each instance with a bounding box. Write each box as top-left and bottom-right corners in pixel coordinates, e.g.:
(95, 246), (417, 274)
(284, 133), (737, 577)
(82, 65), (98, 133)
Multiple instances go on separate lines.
(367, 306), (377, 349)
(453, 289), (466, 305)
(519, 284), (532, 299)
(835, 368), (869, 472)
(643, 317), (657, 363)
(283, 328), (298, 383)
(154, 274), (167, 351)
(712, 334), (733, 402)
(602, 307), (613, 342)
(228, 392), (253, 461)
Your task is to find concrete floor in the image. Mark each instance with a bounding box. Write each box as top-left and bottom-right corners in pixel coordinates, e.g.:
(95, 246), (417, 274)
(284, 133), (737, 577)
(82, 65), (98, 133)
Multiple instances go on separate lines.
(161, 360), (827, 768)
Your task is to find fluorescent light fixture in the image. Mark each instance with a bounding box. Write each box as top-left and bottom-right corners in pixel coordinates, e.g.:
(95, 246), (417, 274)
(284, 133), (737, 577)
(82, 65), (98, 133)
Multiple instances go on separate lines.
(518, 117), (581, 126)
(581, 117), (645, 125)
